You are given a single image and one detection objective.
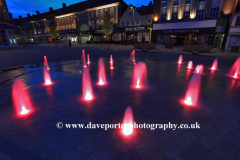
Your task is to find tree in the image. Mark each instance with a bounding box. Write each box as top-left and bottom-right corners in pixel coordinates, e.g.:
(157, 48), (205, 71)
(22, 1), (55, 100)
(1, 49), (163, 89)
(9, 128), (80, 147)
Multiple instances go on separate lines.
(48, 16), (59, 46)
(103, 11), (114, 49)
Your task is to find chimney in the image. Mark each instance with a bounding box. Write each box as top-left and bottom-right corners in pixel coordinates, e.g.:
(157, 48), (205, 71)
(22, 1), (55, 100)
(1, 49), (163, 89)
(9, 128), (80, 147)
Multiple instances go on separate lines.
(19, 15), (22, 19)
(36, 11), (40, 15)
(27, 13), (30, 17)
(49, 7), (53, 12)
(62, 3), (66, 8)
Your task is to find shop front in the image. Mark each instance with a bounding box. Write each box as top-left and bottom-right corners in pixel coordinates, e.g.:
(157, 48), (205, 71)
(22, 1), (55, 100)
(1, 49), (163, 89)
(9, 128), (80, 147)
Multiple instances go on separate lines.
(119, 27), (151, 43)
(0, 23), (18, 49)
(60, 33), (77, 44)
(153, 20), (217, 46)
(212, 19), (228, 49)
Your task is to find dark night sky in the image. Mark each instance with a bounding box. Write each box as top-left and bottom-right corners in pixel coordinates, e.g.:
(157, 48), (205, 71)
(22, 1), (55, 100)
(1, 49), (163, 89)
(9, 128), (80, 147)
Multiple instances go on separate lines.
(6, 0), (152, 19)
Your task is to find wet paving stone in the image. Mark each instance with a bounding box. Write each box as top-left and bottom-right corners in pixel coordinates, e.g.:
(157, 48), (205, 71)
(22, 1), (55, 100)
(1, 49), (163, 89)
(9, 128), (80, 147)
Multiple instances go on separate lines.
(0, 58), (240, 159)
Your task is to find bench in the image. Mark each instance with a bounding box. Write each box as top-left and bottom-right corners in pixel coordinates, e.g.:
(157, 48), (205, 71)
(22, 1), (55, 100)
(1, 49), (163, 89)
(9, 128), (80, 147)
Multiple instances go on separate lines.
(134, 43), (156, 52)
(182, 44), (212, 55)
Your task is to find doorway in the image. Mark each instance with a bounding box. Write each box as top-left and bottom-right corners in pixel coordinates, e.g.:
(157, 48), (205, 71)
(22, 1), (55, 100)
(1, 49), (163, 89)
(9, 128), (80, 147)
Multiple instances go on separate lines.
(213, 34), (224, 49)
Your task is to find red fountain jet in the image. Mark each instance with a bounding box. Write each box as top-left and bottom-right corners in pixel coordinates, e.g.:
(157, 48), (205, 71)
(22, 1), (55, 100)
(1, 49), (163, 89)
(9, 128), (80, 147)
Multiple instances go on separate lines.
(87, 54), (90, 65)
(210, 58), (218, 70)
(98, 58), (107, 85)
(44, 56), (50, 70)
(82, 67), (94, 101)
(178, 55), (183, 64)
(82, 50), (87, 68)
(228, 57), (240, 79)
(44, 66), (52, 85)
(132, 62), (147, 89)
(121, 107), (134, 136)
(182, 73), (201, 106)
(187, 61), (193, 69)
(110, 55), (114, 69)
(131, 50), (135, 62)
(12, 79), (33, 116)
(194, 65), (204, 74)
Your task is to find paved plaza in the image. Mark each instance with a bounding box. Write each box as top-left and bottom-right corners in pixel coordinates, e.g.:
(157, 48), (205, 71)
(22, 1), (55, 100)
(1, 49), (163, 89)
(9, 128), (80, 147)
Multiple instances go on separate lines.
(0, 45), (240, 160)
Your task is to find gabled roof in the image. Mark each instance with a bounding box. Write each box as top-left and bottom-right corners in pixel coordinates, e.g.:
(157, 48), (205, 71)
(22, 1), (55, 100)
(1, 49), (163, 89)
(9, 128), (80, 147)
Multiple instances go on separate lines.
(136, 5), (153, 15)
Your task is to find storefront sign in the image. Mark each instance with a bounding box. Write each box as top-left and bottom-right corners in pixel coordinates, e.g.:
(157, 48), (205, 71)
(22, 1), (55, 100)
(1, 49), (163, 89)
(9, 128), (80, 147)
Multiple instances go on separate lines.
(215, 19), (227, 33)
(153, 27), (215, 34)
(125, 27), (147, 31)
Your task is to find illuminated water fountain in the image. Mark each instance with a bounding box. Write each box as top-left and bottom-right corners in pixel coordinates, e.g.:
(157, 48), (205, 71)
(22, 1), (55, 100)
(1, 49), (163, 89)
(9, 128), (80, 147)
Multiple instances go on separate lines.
(131, 50), (135, 62)
(82, 50), (87, 68)
(110, 55), (114, 69)
(187, 61), (193, 69)
(98, 58), (107, 85)
(43, 66), (52, 85)
(228, 57), (240, 79)
(44, 56), (50, 70)
(122, 107), (134, 136)
(182, 73), (201, 106)
(132, 62), (147, 89)
(82, 67), (94, 101)
(87, 54), (90, 65)
(178, 55), (183, 64)
(210, 58), (218, 70)
(194, 65), (204, 74)
(12, 79), (33, 116)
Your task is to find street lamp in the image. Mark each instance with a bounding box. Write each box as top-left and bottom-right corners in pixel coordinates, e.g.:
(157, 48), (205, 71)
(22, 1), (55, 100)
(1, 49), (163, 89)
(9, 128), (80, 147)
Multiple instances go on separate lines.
(131, 6), (135, 45)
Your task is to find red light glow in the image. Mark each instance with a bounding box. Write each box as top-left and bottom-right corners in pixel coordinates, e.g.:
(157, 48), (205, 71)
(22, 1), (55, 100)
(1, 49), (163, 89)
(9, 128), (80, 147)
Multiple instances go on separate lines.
(44, 56), (50, 70)
(228, 57), (240, 79)
(110, 55), (114, 69)
(194, 65), (204, 74)
(12, 79), (33, 117)
(98, 58), (107, 85)
(87, 54), (90, 65)
(178, 55), (183, 64)
(82, 67), (94, 101)
(82, 50), (87, 67)
(122, 107), (134, 136)
(132, 62), (147, 89)
(131, 50), (135, 62)
(44, 66), (52, 85)
(210, 58), (218, 70)
(187, 61), (193, 69)
(182, 73), (201, 107)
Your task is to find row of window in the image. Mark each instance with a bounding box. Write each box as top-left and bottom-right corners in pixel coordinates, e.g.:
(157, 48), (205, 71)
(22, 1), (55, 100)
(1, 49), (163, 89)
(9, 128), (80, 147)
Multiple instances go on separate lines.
(160, 7), (219, 22)
(59, 25), (75, 31)
(91, 19), (113, 28)
(19, 21), (45, 29)
(121, 19), (152, 27)
(162, 0), (205, 7)
(91, 7), (114, 18)
(58, 16), (74, 23)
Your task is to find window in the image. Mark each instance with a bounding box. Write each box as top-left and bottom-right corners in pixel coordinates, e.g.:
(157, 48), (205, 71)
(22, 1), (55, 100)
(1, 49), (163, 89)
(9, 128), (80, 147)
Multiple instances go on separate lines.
(96, 21), (99, 28)
(100, 10), (103, 16)
(60, 18), (61, 23)
(69, 25), (71, 30)
(55, 19), (57, 24)
(96, 10), (99, 17)
(3, 10), (9, 20)
(235, 17), (240, 26)
(183, 11), (190, 21)
(72, 24), (74, 29)
(121, 21), (124, 26)
(110, 7), (114, 15)
(105, 9), (108, 13)
(161, 14), (166, 22)
(136, 20), (140, 25)
(71, 16), (73, 22)
(173, 0), (179, 6)
(162, 0), (167, 7)
(65, 17), (67, 23)
(196, 9), (204, 20)
(85, 13), (88, 18)
(66, 25), (68, 31)
(91, 11), (94, 18)
(63, 26), (65, 31)
(185, 0), (191, 4)
(101, 20), (104, 27)
(131, 20), (133, 26)
(210, 7), (219, 19)
(60, 26), (62, 31)
(111, 19), (114, 25)
(172, 12), (178, 22)
(62, 18), (64, 23)
(92, 21), (95, 28)
(126, 21), (129, 26)
(147, 18), (152, 24)
(68, 17), (70, 22)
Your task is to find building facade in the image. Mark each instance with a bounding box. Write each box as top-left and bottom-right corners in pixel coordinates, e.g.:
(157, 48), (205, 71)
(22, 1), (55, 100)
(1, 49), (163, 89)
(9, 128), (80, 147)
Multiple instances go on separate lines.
(118, 4), (153, 43)
(152, 0), (237, 49)
(0, 0), (17, 50)
(75, 11), (90, 44)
